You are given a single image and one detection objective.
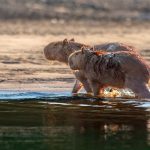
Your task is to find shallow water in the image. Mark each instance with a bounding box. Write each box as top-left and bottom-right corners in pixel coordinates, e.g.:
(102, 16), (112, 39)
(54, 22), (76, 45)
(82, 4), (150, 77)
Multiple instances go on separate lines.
(0, 91), (150, 150)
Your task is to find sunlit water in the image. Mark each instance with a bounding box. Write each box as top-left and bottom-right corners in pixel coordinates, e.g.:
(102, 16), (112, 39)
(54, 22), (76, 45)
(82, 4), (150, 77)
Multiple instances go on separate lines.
(0, 91), (150, 150)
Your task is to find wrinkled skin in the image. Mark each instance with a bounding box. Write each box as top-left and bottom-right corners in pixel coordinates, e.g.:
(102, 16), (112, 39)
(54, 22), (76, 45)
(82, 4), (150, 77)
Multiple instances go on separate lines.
(68, 49), (150, 99)
(44, 38), (137, 94)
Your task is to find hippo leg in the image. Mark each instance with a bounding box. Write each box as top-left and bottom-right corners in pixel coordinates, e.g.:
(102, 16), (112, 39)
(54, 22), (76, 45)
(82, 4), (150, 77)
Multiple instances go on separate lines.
(72, 78), (92, 94)
(125, 79), (150, 99)
(81, 79), (92, 93)
(89, 81), (103, 96)
(72, 71), (92, 94)
(72, 79), (82, 94)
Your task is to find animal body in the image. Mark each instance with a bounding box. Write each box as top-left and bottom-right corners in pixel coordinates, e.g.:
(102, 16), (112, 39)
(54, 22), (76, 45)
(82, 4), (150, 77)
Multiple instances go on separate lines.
(44, 38), (137, 94)
(68, 49), (150, 99)
(94, 42), (136, 52)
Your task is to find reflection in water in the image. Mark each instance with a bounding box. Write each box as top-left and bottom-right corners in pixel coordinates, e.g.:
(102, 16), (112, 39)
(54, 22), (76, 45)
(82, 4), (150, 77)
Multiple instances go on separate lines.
(0, 96), (150, 150)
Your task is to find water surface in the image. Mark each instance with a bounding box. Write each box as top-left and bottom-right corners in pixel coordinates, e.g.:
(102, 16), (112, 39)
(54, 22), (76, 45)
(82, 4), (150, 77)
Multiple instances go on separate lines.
(0, 91), (150, 150)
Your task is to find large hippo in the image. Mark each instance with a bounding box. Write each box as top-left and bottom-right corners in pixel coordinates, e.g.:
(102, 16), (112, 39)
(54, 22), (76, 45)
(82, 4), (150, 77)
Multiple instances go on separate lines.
(44, 38), (136, 94)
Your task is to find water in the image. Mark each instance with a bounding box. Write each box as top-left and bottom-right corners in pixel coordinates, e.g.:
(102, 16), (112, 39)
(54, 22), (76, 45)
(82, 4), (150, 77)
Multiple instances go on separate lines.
(0, 91), (150, 150)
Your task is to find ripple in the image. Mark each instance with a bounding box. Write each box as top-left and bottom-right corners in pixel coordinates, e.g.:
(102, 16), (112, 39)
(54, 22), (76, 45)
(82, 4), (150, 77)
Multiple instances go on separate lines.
(0, 91), (150, 111)
(0, 91), (71, 100)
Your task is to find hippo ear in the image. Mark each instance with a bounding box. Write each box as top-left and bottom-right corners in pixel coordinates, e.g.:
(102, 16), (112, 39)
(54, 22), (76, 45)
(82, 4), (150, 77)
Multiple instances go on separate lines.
(90, 46), (95, 51)
(70, 38), (75, 42)
(81, 46), (85, 54)
(81, 46), (89, 54)
(63, 38), (68, 45)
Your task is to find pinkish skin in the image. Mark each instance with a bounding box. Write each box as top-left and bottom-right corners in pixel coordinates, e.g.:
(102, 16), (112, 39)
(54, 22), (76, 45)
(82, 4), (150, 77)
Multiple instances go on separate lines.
(44, 39), (137, 94)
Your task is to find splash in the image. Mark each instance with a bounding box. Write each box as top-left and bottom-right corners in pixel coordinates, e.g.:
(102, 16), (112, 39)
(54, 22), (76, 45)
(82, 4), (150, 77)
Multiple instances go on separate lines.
(101, 88), (135, 98)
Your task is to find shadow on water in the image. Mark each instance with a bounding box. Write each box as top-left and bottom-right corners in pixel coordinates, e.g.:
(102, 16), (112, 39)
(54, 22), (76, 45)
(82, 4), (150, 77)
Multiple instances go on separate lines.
(0, 91), (150, 150)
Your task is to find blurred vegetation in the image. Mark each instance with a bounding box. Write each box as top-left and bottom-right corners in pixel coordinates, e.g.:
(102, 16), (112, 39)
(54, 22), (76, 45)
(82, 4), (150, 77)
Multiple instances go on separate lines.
(0, 0), (150, 22)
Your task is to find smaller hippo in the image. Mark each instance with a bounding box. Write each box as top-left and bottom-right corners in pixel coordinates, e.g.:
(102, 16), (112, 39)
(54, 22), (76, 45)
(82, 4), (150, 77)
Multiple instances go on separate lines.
(68, 48), (150, 99)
